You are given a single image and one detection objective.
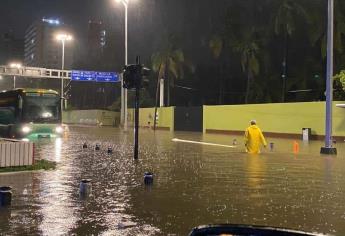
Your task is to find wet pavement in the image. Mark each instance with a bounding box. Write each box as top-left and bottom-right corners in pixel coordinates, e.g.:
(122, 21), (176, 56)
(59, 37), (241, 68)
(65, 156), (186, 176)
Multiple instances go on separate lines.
(1, 126), (345, 235)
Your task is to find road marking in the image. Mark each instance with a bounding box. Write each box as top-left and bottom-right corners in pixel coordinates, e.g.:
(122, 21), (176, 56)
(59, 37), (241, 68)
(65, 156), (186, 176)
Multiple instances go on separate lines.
(172, 138), (236, 148)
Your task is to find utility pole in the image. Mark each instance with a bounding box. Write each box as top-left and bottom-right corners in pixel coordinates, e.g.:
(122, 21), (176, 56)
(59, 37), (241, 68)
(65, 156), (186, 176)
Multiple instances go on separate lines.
(321, 0), (337, 155)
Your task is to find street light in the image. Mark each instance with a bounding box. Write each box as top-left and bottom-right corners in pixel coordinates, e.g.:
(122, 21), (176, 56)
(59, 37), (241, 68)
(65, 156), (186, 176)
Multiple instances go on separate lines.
(116, 0), (129, 131)
(56, 33), (73, 110)
(9, 62), (22, 89)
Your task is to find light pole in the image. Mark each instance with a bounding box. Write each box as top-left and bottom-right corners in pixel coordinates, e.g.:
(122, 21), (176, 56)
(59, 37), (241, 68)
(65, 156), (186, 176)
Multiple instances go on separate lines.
(116, 0), (129, 131)
(321, 0), (337, 155)
(56, 33), (73, 110)
(9, 63), (22, 89)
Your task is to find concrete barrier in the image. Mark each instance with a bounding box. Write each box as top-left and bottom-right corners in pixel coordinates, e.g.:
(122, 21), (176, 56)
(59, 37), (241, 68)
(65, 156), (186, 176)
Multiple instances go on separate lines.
(0, 139), (34, 167)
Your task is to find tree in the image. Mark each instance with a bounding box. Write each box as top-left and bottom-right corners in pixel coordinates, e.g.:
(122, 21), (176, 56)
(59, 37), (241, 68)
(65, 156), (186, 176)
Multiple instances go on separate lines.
(273, 0), (310, 102)
(333, 70), (345, 100)
(310, 0), (345, 61)
(209, 35), (227, 104)
(232, 30), (260, 104)
(151, 37), (185, 107)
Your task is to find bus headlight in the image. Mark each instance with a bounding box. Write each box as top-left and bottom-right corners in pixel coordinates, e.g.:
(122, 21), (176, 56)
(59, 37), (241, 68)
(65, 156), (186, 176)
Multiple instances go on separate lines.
(22, 126), (31, 133)
(55, 126), (63, 133)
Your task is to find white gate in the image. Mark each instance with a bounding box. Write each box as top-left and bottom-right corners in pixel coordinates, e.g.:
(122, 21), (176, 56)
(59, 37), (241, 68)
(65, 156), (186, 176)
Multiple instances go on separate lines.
(0, 139), (34, 167)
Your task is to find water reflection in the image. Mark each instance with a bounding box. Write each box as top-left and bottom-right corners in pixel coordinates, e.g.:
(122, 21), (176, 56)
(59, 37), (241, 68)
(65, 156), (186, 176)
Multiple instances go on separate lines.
(245, 155), (267, 190)
(54, 138), (62, 162)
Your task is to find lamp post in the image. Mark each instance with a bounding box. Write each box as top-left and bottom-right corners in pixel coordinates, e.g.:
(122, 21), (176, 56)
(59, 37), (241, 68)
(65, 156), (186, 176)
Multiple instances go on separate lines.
(9, 63), (22, 89)
(116, 0), (129, 131)
(321, 0), (337, 155)
(56, 33), (73, 110)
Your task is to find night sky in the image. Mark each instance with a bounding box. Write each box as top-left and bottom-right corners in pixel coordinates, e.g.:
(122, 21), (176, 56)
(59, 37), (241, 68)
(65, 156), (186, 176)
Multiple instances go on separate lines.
(0, 0), (228, 66)
(0, 0), (119, 37)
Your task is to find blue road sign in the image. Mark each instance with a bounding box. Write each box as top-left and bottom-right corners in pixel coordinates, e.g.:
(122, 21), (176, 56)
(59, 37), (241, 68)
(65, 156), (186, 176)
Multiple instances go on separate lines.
(71, 70), (119, 83)
(96, 72), (119, 83)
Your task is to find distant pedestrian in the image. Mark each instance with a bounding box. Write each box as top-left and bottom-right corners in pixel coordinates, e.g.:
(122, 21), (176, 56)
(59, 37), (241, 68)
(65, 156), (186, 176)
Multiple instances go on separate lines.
(244, 120), (267, 154)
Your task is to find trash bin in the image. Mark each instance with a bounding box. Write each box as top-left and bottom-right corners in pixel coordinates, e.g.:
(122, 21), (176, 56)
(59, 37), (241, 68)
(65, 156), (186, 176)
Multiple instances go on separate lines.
(302, 128), (311, 141)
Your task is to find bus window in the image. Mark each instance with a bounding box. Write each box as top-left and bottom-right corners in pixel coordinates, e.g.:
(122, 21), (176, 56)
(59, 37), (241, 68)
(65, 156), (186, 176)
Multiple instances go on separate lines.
(0, 107), (15, 125)
(23, 95), (61, 123)
(18, 96), (23, 109)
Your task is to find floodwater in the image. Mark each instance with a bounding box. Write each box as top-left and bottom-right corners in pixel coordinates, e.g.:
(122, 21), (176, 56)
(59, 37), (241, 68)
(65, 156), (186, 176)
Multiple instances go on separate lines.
(1, 126), (345, 235)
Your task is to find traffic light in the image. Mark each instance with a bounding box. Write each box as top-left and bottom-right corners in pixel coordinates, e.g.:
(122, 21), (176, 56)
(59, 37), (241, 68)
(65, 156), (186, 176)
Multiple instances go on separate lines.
(123, 64), (150, 89)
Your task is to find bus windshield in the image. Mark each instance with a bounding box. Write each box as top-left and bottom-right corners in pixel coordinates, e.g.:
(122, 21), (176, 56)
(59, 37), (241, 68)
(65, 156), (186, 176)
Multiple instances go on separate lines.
(23, 94), (61, 123)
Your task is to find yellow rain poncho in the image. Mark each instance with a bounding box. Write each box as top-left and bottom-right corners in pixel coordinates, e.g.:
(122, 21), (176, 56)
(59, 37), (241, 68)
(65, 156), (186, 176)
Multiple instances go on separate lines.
(244, 125), (267, 154)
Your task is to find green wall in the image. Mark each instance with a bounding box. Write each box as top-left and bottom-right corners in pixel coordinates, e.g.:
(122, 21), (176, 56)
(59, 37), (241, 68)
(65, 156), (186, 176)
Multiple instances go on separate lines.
(63, 110), (120, 126)
(204, 102), (345, 137)
(128, 107), (174, 131)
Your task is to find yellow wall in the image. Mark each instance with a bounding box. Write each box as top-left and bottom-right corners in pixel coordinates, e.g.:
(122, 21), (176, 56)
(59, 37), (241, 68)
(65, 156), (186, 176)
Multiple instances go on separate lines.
(204, 102), (345, 136)
(128, 107), (174, 131)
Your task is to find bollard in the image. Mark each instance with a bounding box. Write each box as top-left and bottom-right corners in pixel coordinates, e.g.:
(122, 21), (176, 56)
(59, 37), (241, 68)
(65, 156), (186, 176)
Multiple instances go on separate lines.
(95, 144), (100, 151)
(107, 147), (113, 154)
(79, 179), (92, 197)
(144, 172), (154, 185)
(0, 186), (12, 207)
(232, 139), (237, 146)
(83, 143), (88, 149)
(293, 141), (300, 154)
(269, 142), (274, 151)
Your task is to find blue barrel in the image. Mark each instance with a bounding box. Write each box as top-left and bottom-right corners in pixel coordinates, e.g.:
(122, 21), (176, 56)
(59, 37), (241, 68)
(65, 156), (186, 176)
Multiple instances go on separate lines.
(95, 144), (100, 151)
(107, 147), (113, 154)
(79, 179), (92, 196)
(0, 186), (12, 206)
(269, 142), (274, 151)
(144, 172), (154, 185)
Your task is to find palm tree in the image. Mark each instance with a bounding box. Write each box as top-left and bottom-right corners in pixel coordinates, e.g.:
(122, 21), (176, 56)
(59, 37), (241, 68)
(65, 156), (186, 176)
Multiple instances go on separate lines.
(209, 35), (226, 104)
(273, 0), (310, 102)
(151, 36), (185, 130)
(310, 0), (345, 60)
(151, 42), (185, 107)
(232, 31), (260, 104)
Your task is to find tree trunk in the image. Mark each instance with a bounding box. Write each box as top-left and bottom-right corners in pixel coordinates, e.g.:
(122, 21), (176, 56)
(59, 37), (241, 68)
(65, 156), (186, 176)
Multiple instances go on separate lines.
(153, 65), (162, 131)
(281, 29), (289, 103)
(218, 65), (223, 104)
(245, 70), (251, 104)
(165, 59), (170, 107)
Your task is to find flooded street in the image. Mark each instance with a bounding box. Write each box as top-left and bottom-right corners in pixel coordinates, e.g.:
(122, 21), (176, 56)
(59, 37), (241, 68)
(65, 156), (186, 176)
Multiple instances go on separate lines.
(1, 126), (345, 235)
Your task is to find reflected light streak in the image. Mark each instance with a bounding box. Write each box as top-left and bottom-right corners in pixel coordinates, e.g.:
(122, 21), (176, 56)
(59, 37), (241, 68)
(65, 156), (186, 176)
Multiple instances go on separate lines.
(245, 156), (266, 190)
(55, 138), (62, 161)
(172, 138), (236, 148)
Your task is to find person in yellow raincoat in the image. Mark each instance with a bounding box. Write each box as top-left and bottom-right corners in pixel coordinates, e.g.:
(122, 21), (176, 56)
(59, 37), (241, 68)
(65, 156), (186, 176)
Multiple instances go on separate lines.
(244, 120), (267, 154)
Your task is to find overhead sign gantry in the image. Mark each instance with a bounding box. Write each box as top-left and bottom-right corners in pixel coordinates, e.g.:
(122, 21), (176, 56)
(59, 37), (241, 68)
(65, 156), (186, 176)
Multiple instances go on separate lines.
(0, 65), (120, 83)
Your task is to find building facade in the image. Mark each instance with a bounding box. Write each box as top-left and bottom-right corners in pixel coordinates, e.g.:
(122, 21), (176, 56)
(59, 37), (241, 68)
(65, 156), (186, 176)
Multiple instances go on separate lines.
(24, 18), (73, 69)
(0, 31), (24, 65)
(87, 21), (106, 62)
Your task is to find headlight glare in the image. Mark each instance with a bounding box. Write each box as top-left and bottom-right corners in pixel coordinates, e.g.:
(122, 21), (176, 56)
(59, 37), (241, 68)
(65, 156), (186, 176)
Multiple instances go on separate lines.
(55, 126), (63, 133)
(22, 126), (31, 133)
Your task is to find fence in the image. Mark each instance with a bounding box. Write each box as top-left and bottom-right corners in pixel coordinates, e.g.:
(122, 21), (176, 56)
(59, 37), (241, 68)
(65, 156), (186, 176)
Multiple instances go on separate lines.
(0, 139), (34, 168)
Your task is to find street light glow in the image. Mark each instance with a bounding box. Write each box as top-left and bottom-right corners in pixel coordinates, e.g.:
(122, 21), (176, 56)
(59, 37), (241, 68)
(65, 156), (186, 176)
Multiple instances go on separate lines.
(56, 33), (73, 42)
(9, 63), (22, 69)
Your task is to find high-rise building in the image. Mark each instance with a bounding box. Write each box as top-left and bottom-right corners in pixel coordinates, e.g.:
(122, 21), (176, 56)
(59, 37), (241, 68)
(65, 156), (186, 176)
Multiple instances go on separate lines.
(24, 18), (73, 69)
(87, 21), (106, 61)
(0, 31), (24, 64)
